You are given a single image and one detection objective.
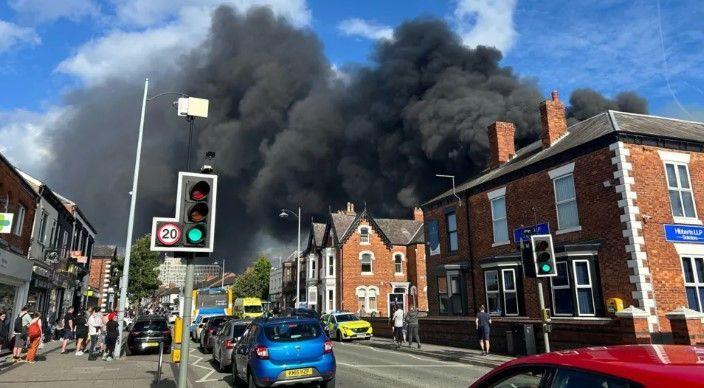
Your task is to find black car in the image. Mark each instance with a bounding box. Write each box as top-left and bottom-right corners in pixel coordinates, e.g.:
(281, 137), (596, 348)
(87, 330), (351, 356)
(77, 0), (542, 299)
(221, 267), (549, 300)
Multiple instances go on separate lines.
(199, 315), (232, 353)
(127, 316), (172, 355)
(282, 308), (320, 319)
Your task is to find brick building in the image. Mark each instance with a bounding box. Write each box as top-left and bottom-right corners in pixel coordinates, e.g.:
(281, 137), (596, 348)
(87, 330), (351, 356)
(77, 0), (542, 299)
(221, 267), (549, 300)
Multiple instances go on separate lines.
(89, 245), (117, 311)
(422, 91), (704, 349)
(302, 203), (427, 317)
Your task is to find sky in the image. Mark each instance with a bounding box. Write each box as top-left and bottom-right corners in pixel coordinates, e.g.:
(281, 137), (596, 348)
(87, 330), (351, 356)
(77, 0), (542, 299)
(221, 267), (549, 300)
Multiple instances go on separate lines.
(0, 0), (702, 258)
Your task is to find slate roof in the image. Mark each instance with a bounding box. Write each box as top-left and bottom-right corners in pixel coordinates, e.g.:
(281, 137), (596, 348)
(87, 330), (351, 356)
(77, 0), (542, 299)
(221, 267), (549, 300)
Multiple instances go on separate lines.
(425, 111), (704, 205)
(312, 223), (326, 245)
(330, 213), (356, 241)
(375, 218), (425, 245)
(93, 245), (117, 258)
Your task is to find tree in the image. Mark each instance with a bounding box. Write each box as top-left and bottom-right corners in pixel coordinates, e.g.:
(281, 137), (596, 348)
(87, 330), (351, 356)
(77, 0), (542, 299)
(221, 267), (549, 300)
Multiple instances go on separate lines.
(252, 256), (272, 300)
(233, 256), (271, 299)
(114, 234), (161, 301)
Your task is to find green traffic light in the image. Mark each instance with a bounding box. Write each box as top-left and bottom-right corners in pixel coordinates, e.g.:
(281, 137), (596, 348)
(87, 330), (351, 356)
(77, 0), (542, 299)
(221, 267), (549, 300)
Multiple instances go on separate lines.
(541, 264), (552, 273)
(187, 227), (204, 243)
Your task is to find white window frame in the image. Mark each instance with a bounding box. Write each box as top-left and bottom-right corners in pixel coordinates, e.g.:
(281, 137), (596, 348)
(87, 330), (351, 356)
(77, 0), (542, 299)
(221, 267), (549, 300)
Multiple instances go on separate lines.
(393, 253), (404, 275)
(550, 261), (573, 317)
(327, 255), (334, 277)
(501, 268), (519, 316)
(665, 162), (699, 223)
(38, 210), (48, 245)
(359, 226), (370, 244)
(572, 260), (596, 317)
(446, 211), (458, 253)
(681, 256), (704, 312)
(327, 289), (334, 312)
(360, 252), (374, 275)
(490, 196), (509, 246)
(13, 204), (25, 236)
(552, 173), (581, 233)
(484, 270), (501, 316)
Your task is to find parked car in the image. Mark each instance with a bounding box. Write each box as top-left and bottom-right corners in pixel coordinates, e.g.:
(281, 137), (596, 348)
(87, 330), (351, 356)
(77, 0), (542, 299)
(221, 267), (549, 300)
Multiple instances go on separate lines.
(200, 315), (232, 353)
(126, 316), (172, 355)
(282, 307), (320, 319)
(212, 320), (250, 372)
(321, 312), (372, 341)
(232, 317), (335, 388)
(469, 344), (704, 388)
(191, 315), (212, 341)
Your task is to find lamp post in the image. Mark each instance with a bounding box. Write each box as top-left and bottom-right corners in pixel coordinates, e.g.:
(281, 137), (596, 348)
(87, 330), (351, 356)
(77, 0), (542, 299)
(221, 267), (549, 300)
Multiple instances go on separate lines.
(279, 207), (301, 307)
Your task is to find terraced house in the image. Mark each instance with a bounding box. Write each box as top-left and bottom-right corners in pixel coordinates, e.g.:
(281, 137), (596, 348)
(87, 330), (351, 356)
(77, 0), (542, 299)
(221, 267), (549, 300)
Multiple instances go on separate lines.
(423, 91), (704, 352)
(302, 203), (427, 317)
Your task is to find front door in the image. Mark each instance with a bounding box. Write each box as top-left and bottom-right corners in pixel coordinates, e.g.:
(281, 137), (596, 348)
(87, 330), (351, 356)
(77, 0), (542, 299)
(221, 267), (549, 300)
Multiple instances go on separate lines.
(388, 293), (405, 316)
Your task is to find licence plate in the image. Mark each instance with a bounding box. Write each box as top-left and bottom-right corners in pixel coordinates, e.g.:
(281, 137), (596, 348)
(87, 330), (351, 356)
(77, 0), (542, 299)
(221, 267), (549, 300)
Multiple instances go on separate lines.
(144, 342), (159, 347)
(284, 368), (313, 378)
(356, 334), (365, 338)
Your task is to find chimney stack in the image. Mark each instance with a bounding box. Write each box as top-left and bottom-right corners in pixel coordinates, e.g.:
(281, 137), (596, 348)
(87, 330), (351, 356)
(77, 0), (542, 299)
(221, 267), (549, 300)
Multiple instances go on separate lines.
(540, 90), (567, 148)
(413, 207), (424, 221)
(345, 202), (356, 215)
(487, 121), (516, 169)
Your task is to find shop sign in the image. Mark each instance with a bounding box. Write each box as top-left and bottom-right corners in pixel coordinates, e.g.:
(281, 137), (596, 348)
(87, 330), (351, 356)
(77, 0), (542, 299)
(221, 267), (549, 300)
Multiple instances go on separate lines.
(0, 248), (33, 281)
(664, 224), (704, 244)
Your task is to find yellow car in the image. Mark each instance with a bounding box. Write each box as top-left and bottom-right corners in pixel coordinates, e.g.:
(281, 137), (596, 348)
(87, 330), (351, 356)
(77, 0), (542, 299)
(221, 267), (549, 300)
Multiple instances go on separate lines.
(322, 312), (373, 341)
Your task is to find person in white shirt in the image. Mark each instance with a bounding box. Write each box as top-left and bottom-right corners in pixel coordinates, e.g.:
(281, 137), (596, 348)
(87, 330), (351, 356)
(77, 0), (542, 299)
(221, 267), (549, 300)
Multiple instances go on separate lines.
(391, 305), (405, 348)
(87, 308), (103, 356)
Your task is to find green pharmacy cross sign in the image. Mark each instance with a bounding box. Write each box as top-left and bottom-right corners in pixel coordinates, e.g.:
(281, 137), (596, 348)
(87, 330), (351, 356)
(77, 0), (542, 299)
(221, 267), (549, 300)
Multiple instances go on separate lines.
(0, 213), (14, 234)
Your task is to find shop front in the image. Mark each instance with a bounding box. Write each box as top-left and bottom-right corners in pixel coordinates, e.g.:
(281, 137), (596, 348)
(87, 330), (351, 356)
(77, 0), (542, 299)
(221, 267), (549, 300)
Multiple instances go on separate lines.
(0, 248), (32, 321)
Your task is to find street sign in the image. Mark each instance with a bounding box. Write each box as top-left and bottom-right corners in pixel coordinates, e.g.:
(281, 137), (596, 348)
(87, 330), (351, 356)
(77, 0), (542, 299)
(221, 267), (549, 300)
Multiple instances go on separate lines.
(664, 224), (704, 243)
(156, 222), (183, 246)
(0, 213), (13, 233)
(514, 223), (550, 244)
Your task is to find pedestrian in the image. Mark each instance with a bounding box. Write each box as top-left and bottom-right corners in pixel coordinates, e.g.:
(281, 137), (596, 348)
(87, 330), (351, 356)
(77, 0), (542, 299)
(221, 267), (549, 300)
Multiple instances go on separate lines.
(0, 311), (9, 355)
(61, 307), (75, 354)
(391, 305), (405, 348)
(87, 307), (102, 356)
(103, 312), (118, 361)
(475, 305), (492, 356)
(405, 307), (421, 349)
(24, 312), (43, 364)
(74, 309), (88, 356)
(12, 305), (31, 362)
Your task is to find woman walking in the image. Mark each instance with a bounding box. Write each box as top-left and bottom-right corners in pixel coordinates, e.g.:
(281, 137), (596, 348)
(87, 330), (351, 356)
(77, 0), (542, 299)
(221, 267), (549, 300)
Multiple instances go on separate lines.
(24, 312), (43, 364)
(0, 311), (9, 355)
(74, 309), (89, 356)
(102, 312), (118, 361)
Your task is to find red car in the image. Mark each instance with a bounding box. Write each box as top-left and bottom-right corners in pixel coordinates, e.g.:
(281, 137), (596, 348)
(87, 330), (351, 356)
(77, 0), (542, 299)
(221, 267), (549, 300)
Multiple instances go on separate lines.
(470, 345), (704, 388)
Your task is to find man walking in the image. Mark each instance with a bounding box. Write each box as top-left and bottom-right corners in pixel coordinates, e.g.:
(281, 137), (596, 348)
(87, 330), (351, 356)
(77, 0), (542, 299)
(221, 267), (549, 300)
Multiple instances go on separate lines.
(12, 306), (31, 362)
(391, 305), (404, 348)
(405, 307), (421, 349)
(61, 307), (75, 354)
(475, 305), (492, 355)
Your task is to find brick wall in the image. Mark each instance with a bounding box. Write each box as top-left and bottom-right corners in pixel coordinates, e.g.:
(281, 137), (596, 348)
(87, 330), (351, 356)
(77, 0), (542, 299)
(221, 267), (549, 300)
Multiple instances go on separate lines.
(0, 156), (37, 255)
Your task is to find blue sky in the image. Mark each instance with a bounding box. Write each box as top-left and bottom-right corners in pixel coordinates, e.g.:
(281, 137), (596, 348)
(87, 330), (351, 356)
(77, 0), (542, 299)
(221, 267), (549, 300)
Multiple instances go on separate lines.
(0, 0), (702, 172)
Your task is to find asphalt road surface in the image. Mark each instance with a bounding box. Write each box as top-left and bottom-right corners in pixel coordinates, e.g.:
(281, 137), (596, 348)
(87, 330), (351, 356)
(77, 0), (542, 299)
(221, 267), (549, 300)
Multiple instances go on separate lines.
(182, 340), (492, 387)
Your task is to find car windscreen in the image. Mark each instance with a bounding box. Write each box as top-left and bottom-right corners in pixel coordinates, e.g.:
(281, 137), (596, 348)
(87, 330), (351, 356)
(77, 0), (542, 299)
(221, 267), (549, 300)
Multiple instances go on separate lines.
(133, 320), (168, 331)
(208, 317), (230, 327)
(335, 314), (359, 322)
(244, 305), (262, 313)
(263, 322), (322, 342)
(231, 325), (248, 339)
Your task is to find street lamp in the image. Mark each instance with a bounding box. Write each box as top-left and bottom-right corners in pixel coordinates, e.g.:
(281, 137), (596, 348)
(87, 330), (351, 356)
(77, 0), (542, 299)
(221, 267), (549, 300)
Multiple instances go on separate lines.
(279, 207), (301, 308)
(436, 174), (462, 205)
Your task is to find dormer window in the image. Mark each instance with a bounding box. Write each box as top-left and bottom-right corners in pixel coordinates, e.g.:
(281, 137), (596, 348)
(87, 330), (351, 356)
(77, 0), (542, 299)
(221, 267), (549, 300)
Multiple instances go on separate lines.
(360, 227), (370, 244)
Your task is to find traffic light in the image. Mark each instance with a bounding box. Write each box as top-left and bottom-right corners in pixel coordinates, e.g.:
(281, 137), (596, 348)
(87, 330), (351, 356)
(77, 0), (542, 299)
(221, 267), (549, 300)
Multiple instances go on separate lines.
(520, 238), (536, 278)
(179, 173), (217, 251)
(531, 234), (556, 277)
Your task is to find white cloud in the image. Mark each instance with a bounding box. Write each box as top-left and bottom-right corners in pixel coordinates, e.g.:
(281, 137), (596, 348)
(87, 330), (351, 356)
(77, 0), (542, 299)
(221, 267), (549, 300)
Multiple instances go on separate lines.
(8, 0), (101, 24)
(0, 107), (64, 175)
(453, 0), (517, 53)
(0, 20), (40, 53)
(337, 18), (393, 41)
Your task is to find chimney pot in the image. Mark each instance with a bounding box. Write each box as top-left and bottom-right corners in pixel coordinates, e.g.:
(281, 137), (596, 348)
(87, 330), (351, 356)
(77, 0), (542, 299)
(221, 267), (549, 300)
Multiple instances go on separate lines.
(540, 90), (567, 148)
(345, 202), (356, 215)
(551, 90), (559, 102)
(487, 121), (516, 169)
(413, 207), (424, 221)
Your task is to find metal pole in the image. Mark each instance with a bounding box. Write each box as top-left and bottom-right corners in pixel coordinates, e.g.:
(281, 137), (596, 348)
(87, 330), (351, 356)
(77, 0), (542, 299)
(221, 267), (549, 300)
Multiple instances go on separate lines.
(221, 259), (225, 289)
(296, 207), (301, 308)
(116, 78), (149, 358)
(537, 280), (550, 353)
(156, 340), (164, 384)
(178, 254), (195, 388)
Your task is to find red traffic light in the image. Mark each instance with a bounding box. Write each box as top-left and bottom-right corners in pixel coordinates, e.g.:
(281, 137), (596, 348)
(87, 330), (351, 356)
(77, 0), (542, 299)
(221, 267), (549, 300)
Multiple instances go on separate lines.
(190, 181), (211, 201)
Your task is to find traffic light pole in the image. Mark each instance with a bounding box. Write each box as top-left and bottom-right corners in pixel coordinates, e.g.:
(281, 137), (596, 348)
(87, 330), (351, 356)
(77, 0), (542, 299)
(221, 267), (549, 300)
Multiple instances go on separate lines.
(537, 280), (551, 352)
(177, 253), (194, 388)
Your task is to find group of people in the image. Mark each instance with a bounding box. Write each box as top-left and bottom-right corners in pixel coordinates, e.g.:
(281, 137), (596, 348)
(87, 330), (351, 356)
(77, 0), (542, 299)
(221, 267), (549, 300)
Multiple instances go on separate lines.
(59, 306), (120, 361)
(0, 306), (46, 364)
(390, 305), (422, 349)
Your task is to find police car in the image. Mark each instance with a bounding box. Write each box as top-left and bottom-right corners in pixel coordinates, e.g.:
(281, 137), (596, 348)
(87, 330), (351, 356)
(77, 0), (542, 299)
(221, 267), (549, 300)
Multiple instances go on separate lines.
(321, 311), (373, 341)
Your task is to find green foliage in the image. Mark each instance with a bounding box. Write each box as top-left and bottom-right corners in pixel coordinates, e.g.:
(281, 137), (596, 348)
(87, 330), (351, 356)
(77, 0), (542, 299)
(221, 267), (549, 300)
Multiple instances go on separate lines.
(116, 234), (161, 300)
(233, 256), (271, 299)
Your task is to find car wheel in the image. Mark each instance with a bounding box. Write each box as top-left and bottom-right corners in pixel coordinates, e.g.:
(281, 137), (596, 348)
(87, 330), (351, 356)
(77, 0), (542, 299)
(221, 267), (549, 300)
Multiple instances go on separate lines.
(336, 330), (343, 342)
(321, 378), (336, 388)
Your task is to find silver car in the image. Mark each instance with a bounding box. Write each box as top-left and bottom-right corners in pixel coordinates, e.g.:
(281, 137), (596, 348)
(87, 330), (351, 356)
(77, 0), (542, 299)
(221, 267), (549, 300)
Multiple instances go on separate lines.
(211, 320), (250, 372)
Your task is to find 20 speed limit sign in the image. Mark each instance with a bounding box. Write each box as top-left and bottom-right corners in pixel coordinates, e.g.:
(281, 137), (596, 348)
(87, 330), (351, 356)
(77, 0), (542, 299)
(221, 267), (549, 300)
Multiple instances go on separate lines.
(156, 222), (182, 246)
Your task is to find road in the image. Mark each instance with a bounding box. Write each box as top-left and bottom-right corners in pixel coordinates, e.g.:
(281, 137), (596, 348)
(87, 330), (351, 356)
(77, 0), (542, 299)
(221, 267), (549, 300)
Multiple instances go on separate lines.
(182, 339), (493, 387)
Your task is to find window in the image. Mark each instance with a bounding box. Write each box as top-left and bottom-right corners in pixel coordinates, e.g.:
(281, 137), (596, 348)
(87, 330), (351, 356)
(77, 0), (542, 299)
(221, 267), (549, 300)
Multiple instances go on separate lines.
(327, 290), (334, 311)
(328, 255), (334, 276)
(486, 366), (547, 388)
(551, 262), (573, 316)
(360, 227), (370, 244)
(682, 257), (704, 312)
(485, 270), (501, 315)
(310, 259), (316, 278)
(491, 196), (509, 244)
(13, 204), (25, 236)
(574, 260), (595, 315)
(553, 174), (579, 230)
(437, 276), (449, 314)
(38, 211), (48, 245)
(551, 368), (635, 388)
(361, 253), (373, 274)
(502, 269), (518, 316)
(446, 211), (458, 253)
(394, 254), (403, 274)
(368, 289), (377, 311)
(666, 163), (697, 219)
(49, 220), (57, 247)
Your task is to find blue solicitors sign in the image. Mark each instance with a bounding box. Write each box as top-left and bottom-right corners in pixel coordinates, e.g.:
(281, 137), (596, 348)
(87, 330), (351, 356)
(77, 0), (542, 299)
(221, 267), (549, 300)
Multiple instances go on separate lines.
(427, 220), (440, 256)
(664, 224), (704, 244)
(513, 223), (550, 244)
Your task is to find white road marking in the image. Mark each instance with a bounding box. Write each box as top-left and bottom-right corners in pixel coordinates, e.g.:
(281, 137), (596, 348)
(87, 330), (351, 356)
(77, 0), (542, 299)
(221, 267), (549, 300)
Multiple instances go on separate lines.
(340, 342), (447, 362)
(189, 350), (224, 383)
(338, 363), (475, 368)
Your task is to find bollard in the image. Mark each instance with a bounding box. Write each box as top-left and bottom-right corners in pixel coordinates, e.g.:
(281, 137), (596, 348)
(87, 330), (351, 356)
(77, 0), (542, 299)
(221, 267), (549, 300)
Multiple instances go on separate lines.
(155, 341), (164, 384)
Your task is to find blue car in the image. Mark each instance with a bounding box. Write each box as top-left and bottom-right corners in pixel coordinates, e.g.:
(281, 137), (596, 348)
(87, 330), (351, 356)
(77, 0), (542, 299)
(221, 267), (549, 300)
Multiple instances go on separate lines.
(232, 317), (335, 387)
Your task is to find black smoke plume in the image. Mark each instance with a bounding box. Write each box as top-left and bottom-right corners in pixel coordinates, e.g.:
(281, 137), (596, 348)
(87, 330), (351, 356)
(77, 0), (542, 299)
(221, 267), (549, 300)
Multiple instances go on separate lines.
(45, 6), (647, 271)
